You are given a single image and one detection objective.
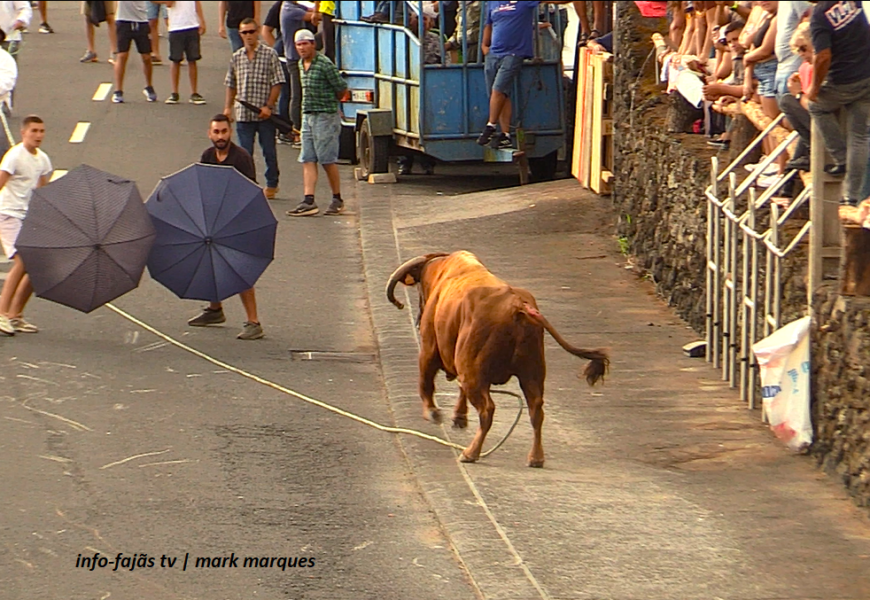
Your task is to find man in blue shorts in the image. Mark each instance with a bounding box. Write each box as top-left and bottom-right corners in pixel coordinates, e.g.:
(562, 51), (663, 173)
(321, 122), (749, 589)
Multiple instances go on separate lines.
(477, 0), (571, 150)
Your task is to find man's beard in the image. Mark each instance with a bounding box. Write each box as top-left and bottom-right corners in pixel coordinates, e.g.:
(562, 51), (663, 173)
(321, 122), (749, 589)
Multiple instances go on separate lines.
(212, 139), (229, 150)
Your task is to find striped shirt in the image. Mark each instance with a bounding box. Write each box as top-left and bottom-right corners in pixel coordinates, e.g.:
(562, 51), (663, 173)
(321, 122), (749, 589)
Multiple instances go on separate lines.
(300, 53), (347, 114)
(225, 43), (286, 122)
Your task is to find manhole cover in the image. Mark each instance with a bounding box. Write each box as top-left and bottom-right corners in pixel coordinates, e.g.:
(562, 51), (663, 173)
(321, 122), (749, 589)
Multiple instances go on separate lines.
(289, 351), (376, 363)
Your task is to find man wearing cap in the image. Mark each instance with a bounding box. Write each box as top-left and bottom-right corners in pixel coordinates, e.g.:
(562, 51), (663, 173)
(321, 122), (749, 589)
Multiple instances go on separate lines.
(286, 28), (348, 217)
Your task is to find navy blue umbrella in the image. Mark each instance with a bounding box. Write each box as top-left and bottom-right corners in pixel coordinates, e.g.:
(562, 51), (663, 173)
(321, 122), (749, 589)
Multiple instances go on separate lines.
(145, 163), (277, 302)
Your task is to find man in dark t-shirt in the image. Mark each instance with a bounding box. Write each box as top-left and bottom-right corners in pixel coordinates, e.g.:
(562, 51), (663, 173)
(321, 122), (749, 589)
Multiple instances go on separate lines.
(807, 0), (870, 206)
(188, 114), (265, 340)
(219, 1), (259, 53)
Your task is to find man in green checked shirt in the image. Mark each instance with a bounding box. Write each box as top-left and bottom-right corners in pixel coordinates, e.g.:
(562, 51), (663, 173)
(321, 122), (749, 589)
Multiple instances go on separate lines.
(286, 28), (348, 217)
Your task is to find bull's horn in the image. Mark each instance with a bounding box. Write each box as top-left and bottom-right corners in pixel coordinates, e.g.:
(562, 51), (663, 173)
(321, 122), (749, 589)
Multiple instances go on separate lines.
(385, 253), (447, 309)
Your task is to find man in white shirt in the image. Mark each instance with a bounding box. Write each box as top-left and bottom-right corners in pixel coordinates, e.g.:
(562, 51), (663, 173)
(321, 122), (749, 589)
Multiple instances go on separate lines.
(0, 27), (17, 123)
(0, 0), (31, 60)
(0, 115), (52, 336)
(154, 1), (206, 105)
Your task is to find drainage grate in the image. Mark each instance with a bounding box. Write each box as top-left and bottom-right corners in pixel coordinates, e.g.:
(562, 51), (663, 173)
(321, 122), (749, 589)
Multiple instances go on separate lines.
(289, 351), (376, 363)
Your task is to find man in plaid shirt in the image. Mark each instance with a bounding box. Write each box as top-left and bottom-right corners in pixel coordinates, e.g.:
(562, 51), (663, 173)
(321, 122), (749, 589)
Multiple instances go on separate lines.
(286, 28), (348, 217)
(224, 17), (285, 200)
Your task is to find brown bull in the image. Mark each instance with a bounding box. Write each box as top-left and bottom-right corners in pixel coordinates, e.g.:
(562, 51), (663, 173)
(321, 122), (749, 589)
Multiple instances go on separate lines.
(386, 251), (609, 468)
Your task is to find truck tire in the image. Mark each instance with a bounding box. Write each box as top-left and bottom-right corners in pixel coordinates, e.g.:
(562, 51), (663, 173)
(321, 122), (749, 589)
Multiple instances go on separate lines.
(358, 118), (389, 178)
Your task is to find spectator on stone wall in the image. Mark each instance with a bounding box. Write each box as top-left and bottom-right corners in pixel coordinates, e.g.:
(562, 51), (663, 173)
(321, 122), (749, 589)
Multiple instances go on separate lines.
(806, 0), (870, 207)
(778, 21), (814, 172)
(775, 1), (812, 97)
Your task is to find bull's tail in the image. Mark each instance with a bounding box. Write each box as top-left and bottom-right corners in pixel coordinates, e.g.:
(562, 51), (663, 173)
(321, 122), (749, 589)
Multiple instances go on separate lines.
(521, 303), (610, 386)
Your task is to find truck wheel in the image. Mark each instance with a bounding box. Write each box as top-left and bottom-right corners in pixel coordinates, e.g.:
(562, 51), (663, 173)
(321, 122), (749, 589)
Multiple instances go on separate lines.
(358, 118), (389, 178)
(529, 151), (559, 182)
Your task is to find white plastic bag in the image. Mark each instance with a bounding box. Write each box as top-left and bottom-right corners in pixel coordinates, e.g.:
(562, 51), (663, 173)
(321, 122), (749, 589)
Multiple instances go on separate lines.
(751, 316), (812, 452)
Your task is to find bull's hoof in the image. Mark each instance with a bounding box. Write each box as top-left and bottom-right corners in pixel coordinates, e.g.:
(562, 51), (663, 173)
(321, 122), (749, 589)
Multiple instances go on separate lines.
(459, 452), (478, 463)
(452, 415), (468, 429)
(527, 459), (545, 468)
(424, 408), (442, 424)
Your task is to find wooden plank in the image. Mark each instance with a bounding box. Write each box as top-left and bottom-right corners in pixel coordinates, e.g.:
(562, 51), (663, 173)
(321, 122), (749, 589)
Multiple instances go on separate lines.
(590, 54), (606, 194)
(580, 59), (596, 188)
(590, 54), (613, 195)
(571, 47), (590, 181)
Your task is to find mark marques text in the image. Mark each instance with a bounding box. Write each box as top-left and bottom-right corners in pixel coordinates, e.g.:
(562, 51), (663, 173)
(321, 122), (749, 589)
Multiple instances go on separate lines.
(76, 552), (316, 572)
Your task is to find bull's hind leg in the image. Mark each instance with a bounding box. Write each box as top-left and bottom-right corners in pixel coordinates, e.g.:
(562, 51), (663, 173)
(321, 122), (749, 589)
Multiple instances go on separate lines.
(452, 387), (468, 429)
(520, 377), (546, 468)
(459, 384), (495, 463)
(418, 344), (442, 424)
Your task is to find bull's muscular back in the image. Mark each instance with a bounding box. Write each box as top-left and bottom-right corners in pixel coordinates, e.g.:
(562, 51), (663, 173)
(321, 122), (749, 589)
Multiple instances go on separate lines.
(423, 254), (545, 387)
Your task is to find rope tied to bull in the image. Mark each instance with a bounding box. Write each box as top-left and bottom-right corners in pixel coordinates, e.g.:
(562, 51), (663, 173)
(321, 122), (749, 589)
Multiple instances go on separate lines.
(105, 303), (524, 459)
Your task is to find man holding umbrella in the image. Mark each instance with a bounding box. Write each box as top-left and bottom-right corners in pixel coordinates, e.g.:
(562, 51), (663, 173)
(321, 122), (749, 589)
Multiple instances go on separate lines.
(0, 115), (52, 336)
(186, 113), (264, 341)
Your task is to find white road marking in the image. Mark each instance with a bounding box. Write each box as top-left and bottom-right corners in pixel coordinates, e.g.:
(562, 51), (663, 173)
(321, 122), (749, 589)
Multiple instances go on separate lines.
(69, 122), (90, 144)
(92, 83), (112, 101)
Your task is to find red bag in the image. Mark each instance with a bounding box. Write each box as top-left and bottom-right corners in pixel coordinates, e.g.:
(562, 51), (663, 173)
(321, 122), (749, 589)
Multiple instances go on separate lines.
(634, 1), (668, 18)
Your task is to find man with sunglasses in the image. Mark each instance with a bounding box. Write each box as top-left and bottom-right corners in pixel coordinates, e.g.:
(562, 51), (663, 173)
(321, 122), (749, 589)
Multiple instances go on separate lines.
(224, 17), (285, 200)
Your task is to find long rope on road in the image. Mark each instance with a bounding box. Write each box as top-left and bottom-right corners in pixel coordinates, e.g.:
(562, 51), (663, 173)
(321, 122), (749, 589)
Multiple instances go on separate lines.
(105, 303), (523, 459)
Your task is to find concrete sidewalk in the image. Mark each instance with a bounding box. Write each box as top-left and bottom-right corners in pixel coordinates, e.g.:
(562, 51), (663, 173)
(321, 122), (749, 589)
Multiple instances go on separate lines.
(358, 178), (870, 600)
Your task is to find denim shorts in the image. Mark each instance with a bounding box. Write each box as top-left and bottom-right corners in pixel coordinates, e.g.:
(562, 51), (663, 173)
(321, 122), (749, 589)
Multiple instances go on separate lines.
(147, 1), (167, 20)
(484, 53), (524, 97)
(753, 59), (778, 98)
(299, 112), (341, 165)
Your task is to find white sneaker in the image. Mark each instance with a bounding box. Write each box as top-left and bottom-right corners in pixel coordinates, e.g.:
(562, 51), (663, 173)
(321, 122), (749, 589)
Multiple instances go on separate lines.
(10, 317), (38, 333)
(744, 160), (778, 176)
(0, 314), (14, 336)
(756, 173), (783, 189)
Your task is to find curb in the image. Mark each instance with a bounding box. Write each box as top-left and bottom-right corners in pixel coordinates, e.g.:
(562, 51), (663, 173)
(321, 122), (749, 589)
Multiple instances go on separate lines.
(357, 188), (549, 600)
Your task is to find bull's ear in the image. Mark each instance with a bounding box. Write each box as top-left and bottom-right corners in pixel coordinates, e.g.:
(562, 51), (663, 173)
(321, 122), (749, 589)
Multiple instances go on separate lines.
(403, 274), (416, 285)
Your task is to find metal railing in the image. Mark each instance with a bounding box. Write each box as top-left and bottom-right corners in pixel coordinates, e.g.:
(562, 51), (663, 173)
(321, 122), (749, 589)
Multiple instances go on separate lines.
(705, 113), (811, 411)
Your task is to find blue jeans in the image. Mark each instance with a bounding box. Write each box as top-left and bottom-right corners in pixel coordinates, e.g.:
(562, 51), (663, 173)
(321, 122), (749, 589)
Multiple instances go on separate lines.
(862, 143), (870, 200)
(236, 120), (279, 188)
(809, 75), (870, 202)
(278, 59), (291, 126)
(227, 27), (243, 53)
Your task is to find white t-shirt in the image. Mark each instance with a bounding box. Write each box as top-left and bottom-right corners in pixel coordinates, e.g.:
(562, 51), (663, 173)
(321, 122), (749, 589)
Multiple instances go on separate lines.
(168, 1), (200, 32)
(0, 143), (52, 219)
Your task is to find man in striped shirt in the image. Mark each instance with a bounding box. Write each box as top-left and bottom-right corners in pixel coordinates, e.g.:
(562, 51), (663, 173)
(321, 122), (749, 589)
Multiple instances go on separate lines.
(223, 17), (285, 200)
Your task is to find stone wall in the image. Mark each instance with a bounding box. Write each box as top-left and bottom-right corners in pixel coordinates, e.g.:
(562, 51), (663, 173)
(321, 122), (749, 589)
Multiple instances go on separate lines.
(813, 291), (870, 508)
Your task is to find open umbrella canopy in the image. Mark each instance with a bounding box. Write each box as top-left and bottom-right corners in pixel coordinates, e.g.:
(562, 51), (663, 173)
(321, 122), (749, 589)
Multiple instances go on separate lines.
(15, 164), (156, 313)
(145, 163), (277, 303)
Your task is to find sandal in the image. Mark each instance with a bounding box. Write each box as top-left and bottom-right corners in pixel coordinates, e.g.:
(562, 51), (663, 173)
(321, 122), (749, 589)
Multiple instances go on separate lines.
(578, 31), (589, 47)
(589, 28), (601, 40)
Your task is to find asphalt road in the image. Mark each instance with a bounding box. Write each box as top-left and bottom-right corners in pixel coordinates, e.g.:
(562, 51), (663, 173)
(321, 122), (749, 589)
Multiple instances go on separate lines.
(1, 4), (478, 599)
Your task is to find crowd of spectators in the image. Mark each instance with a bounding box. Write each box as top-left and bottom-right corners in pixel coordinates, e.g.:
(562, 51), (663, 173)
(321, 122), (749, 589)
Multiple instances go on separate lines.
(652, 1), (870, 206)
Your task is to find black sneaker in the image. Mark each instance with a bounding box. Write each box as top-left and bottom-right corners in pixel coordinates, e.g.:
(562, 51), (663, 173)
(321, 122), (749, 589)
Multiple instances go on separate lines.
(38, 22), (54, 34)
(165, 92), (180, 104)
(824, 163), (846, 176)
(840, 197), (858, 207)
(188, 307), (226, 326)
(286, 201), (319, 217)
(786, 156), (810, 171)
(143, 86), (158, 102)
(112, 91), (124, 103)
(490, 132), (513, 150)
(189, 93), (206, 105)
(477, 124), (496, 146)
(324, 199), (344, 215)
(707, 138), (730, 150)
